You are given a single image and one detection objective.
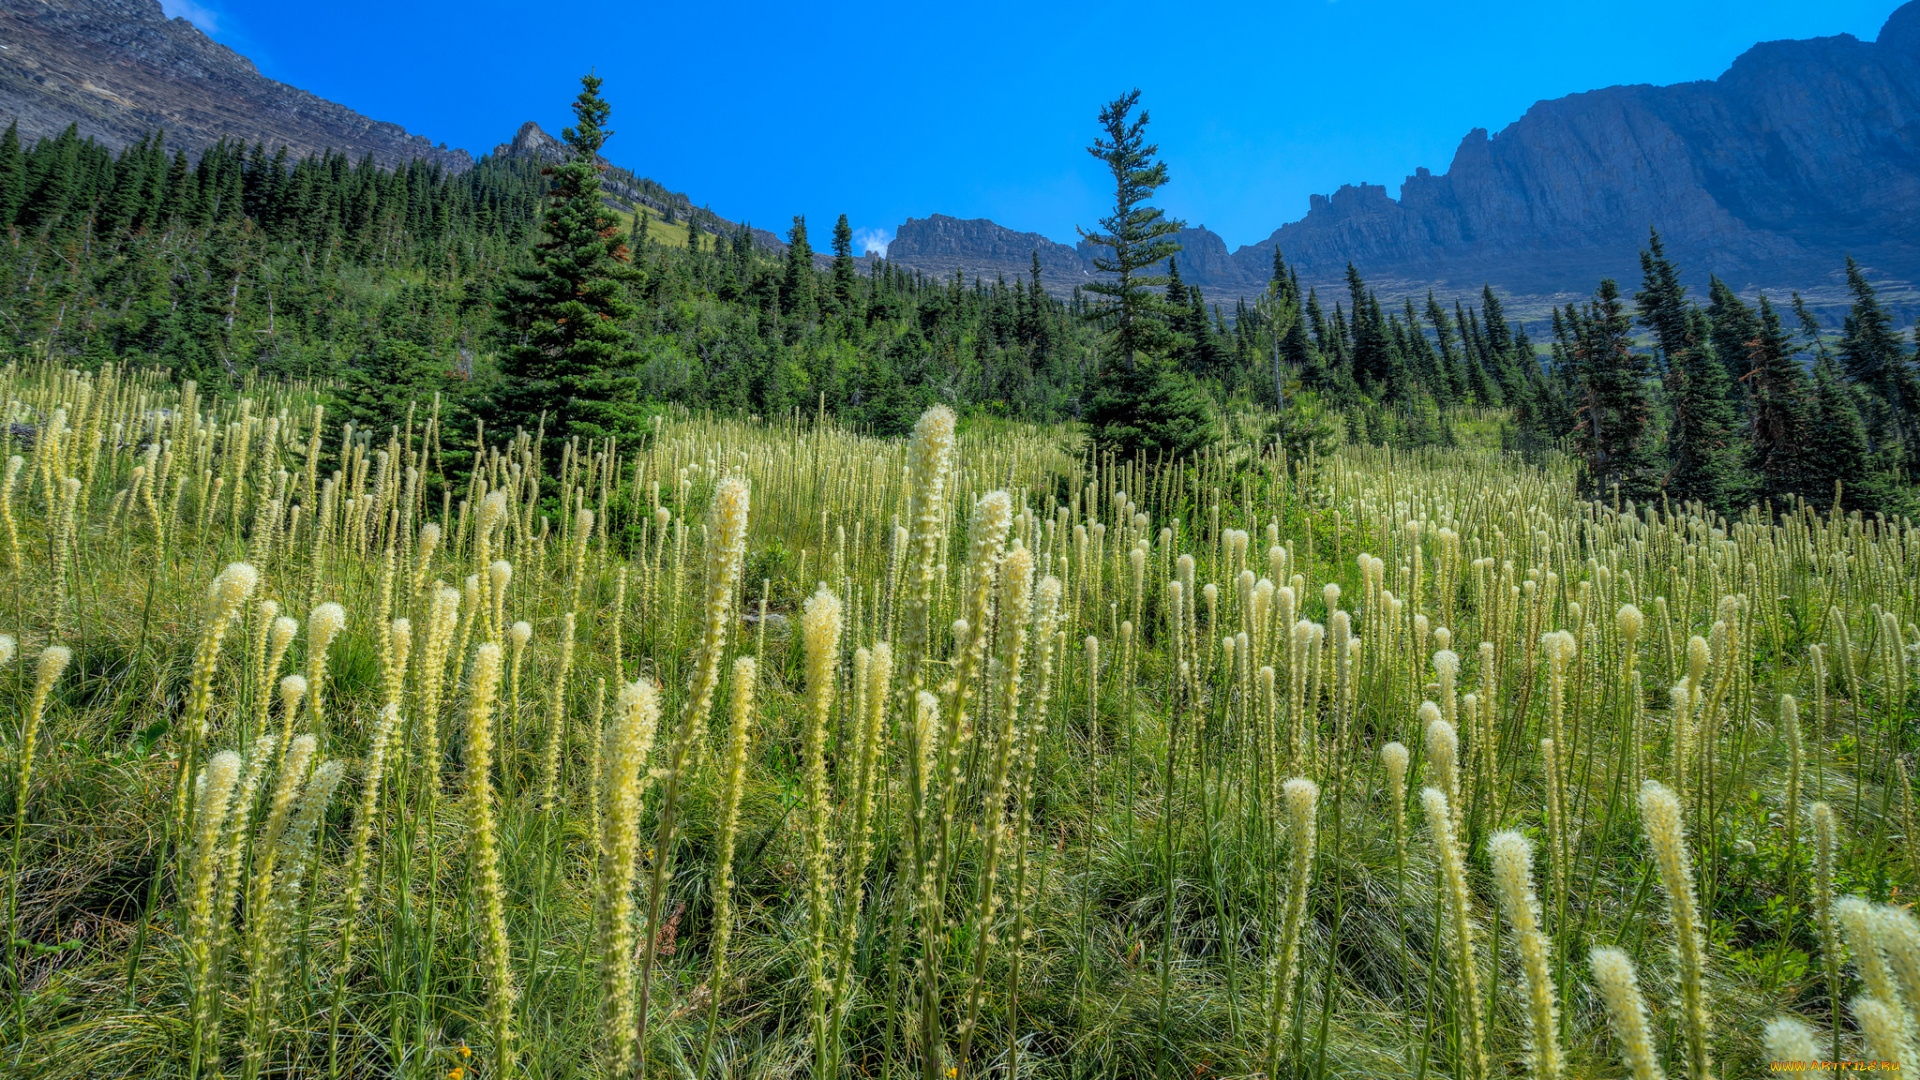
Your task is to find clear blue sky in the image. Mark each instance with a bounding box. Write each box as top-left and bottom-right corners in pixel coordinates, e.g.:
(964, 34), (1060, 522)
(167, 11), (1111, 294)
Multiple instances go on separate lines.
(164, 0), (1903, 255)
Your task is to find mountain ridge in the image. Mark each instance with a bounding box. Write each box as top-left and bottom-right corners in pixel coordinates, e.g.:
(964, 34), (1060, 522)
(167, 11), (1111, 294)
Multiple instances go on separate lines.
(889, 3), (1920, 308)
(0, 0), (470, 171)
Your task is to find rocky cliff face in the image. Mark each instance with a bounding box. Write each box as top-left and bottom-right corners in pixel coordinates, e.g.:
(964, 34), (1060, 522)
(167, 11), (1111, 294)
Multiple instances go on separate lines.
(887, 214), (1089, 284)
(1241, 2), (1920, 294)
(889, 2), (1920, 304)
(0, 0), (470, 171)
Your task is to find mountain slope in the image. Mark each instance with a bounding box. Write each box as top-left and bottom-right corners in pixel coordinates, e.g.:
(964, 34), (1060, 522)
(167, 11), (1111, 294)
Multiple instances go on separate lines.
(891, 3), (1920, 304)
(0, 0), (470, 171)
(492, 121), (826, 262)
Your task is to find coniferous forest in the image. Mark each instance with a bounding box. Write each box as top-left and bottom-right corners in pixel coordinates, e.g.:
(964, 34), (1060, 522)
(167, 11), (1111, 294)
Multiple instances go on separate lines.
(4, 77), (1916, 519)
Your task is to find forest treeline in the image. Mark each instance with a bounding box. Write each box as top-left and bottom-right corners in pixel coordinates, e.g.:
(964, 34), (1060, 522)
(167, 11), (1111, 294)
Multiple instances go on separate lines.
(0, 106), (1916, 516)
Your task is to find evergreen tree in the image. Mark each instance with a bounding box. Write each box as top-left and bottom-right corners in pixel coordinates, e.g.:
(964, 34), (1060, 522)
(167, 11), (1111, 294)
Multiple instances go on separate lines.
(1358, 292), (1398, 394)
(1706, 276), (1762, 390)
(1791, 292), (1832, 364)
(1189, 286), (1220, 375)
(1084, 352), (1215, 460)
(1804, 354), (1902, 513)
(1480, 287), (1529, 402)
(1303, 287), (1334, 386)
(1345, 266), (1395, 393)
(1635, 230), (1691, 365)
(1661, 307), (1743, 514)
(336, 289), (457, 436)
(1839, 255), (1920, 452)
(1329, 304), (1351, 371)
(1745, 295), (1813, 499)
(0, 122), (25, 228)
(780, 215), (815, 322)
(488, 72), (647, 455)
(1277, 280), (1314, 380)
(1164, 254), (1186, 311)
(1401, 298), (1445, 403)
(830, 213), (858, 317)
(19, 124), (80, 237)
(1017, 251), (1054, 360)
(1076, 88), (1183, 370)
(1571, 279), (1658, 499)
(1422, 293), (1469, 403)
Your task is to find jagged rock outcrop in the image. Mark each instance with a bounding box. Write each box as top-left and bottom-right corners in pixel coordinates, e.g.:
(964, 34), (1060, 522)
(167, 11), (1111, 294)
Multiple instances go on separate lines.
(889, 2), (1920, 304)
(889, 215), (1265, 295)
(888, 214), (1089, 284)
(0, 0), (470, 171)
(1236, 3), (1920, 294)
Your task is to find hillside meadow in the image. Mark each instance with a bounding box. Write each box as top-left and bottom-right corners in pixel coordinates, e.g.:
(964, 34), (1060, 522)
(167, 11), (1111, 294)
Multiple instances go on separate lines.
(0, 359), (1914, 1079)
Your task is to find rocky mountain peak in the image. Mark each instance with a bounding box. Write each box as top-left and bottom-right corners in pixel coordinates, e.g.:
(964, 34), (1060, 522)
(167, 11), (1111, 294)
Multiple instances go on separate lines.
(0, 0), (471, 170)
(1884, 0), (1920, 50)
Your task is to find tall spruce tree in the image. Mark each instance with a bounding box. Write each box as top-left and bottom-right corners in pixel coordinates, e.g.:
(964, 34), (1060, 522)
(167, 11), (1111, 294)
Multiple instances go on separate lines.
(1635, 230), (1691, 365)
(1077, 88), (1183, 370)
(1805, 354), (1893, 513)
(830, 213), (858, 317)
(1839, 255), (1920, 456)
(1706, 276), (1762, 391)
(489, 72), (646, 454)
(1078, 90), (1211, 457)
(1571, 279), (1658, 499)
(1792, 292), (1832, 364)
(0, 121), (25, 228)
(780, 215), (815, 324)
(1661, 307), (1743, 514)
(1744, 295), (1813, 499)
(1346, 272), (1396, 393)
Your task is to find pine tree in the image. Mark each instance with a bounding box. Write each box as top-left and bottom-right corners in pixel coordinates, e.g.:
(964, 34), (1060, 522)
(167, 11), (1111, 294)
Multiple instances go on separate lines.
(1189, 286), (1220, 376)
(1745, 295), (1813, 499)
(1791, 292), (1832, 364)
(1571, 279), (1658, 499)
(1017, 251), (1054, 360)
(830, 213), (858, 317)
(1163, 255), (1192, 371)
(1084, 351), (1215, 460)
(1346, 266), (1395, 394)
(1481, 287), (1530, 402)
(488, 72), (647, 455)
(19, 124), (80, 237)
(1662, 308), (1743, 514)
(1422, 293), (1469, 403)
(1303, 287), (1334, 387)
(1402, 298), (1446, 404)
(1804, 354), (1901, 513)
(0, 121), (25, 229)
(1706, 276), (1762, 391)
(1839, 256), (1920, 454)
(1635, 230), (1691, 364)
(780, 215), (814, 322)
(1077, 88), (1183, 370)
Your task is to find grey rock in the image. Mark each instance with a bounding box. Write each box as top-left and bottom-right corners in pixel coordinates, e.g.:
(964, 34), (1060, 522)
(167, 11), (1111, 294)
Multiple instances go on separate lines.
(0, 0), (471, 171)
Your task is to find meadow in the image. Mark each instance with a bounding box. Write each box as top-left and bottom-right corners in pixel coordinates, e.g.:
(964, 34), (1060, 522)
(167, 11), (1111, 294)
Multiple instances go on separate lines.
(1, 358), (1914, 1079)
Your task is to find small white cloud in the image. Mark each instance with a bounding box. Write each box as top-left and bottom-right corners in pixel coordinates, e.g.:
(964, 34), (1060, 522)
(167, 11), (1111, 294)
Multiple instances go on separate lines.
(854, 227), (892, 257)
(160, 0), (221, 33)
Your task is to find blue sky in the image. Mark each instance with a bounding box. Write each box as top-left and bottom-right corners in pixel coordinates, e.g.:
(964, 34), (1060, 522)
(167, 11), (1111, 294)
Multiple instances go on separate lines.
(164, 0), (1902, 255)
